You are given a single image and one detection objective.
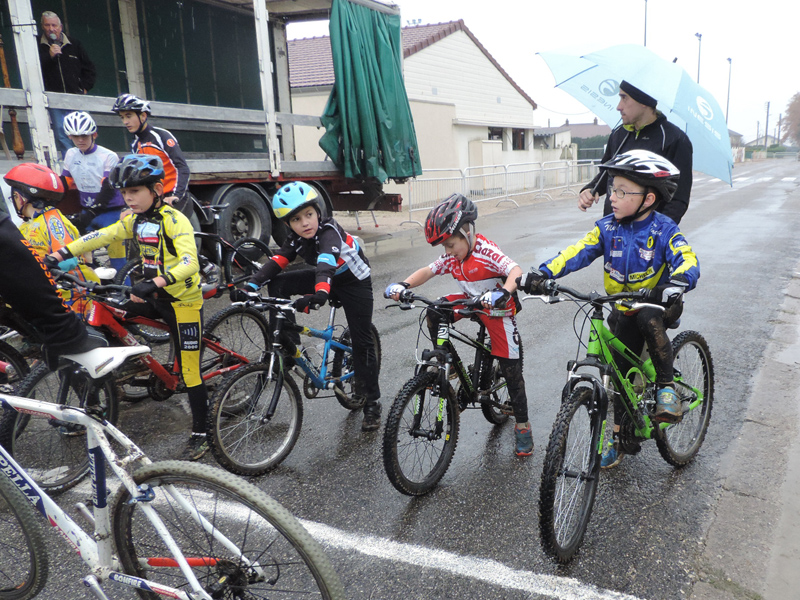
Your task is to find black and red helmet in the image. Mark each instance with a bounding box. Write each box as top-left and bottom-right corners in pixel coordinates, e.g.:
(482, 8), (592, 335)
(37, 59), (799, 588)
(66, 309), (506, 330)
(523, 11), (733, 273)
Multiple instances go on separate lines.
(3, 163), (64, 204)
(424, 194), (478, 246)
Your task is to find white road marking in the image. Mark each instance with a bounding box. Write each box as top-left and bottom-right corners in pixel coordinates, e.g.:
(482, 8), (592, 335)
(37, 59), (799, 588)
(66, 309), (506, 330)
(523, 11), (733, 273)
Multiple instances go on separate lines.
(302, 520), (646, 600)
(733, 177), (750, 182)
(782, 177), (797, 182)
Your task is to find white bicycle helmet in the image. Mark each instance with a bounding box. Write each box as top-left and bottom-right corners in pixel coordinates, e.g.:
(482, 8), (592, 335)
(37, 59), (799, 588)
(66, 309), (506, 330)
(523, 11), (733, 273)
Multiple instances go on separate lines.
(599, 149), (680, 204)
(63, 111), (97, 136)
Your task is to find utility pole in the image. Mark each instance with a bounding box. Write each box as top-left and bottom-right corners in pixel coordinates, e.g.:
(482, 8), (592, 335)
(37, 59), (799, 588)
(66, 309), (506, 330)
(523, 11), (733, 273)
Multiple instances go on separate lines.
(764, 102), (770, 150)
(643, 0), (648, 46)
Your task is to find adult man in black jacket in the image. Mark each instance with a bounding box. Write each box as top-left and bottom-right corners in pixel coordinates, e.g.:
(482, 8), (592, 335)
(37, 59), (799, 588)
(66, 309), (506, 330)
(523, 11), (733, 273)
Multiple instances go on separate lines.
(579, 81), (693, 224)
(38, 11), (96, 157)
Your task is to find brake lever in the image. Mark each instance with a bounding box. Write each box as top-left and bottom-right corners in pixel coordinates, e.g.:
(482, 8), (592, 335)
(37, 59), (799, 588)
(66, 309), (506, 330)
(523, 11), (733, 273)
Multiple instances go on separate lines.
(522, 294), (563, 304)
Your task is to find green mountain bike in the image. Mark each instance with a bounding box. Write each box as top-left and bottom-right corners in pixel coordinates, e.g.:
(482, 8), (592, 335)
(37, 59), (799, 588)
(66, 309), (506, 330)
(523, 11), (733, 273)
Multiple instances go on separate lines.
(529, 280), (714, 563)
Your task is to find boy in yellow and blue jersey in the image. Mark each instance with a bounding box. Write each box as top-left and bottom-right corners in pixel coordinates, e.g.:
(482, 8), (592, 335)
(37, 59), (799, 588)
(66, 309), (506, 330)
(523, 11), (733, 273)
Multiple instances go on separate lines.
(519, 150), (699, 468)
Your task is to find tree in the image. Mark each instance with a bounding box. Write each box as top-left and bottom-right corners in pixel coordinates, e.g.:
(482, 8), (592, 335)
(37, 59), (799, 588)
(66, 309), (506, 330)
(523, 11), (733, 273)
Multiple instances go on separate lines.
(783, 93), (800, 146)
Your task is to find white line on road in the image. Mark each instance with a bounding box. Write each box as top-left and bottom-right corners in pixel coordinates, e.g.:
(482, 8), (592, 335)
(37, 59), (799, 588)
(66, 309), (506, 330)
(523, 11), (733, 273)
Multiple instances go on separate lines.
(782, 177), (797, 182)
(302, 520), (646, 600)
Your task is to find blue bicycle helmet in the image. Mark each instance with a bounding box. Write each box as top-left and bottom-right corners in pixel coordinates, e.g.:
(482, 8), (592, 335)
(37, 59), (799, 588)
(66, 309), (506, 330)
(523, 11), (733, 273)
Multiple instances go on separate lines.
(271, 181), (320, 221)
(109, 154), (164, 189)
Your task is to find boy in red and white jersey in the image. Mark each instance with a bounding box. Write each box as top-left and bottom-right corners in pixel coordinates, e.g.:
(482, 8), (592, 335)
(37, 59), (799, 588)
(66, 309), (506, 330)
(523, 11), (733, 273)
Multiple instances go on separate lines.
(385, 194), (533, 457)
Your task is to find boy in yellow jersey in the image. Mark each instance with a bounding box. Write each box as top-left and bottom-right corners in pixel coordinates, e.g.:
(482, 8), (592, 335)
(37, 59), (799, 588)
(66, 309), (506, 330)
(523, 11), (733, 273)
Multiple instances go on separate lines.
(4, 163), (98, 317)
(50, 154), (209, 460)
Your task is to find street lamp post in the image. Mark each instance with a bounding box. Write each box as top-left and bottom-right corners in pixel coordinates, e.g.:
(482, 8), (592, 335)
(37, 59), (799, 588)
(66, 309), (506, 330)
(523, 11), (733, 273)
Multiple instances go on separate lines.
(643, 0), (648, 46)
(726, 58), (732, 124)
(695, 33), (702, 83)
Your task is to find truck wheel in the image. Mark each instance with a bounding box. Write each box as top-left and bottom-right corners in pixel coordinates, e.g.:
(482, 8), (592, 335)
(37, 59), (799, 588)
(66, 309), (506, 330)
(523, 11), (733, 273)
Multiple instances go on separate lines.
(217, 187), (272, 247)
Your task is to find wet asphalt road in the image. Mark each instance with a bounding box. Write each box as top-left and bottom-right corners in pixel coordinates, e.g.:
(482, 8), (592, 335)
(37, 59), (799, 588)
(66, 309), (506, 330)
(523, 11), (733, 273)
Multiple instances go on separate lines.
(27, 159), (800, 599)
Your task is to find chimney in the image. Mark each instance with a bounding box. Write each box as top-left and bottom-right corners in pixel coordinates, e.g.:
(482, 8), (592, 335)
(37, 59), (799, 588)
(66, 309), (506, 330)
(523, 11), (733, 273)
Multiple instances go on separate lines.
(593, 117), (598, 125)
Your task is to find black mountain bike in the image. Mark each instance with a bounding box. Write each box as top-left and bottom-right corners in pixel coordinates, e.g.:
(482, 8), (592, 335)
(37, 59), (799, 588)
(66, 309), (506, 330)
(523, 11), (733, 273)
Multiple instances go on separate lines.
(382, 291), (521, 496)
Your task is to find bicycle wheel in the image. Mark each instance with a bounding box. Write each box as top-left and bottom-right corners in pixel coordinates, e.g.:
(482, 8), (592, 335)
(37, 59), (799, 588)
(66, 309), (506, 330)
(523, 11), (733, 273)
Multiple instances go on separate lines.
(112, 460), (344, 600)
(655, 331), (714, 467)
(209, 363), (303, 476)
(0, 363), (119, 494)
(330, 324), (381, 410)
(113, 258), (171, 345)
(0, 340), (30, 393)
(202, 305), (270, 404)
(223, 237), (272, 282)
(479, 341), (522, 425)
(382, 370), (459, 496)
(0, 473), (48, 600)
(539, 386), (603, 563)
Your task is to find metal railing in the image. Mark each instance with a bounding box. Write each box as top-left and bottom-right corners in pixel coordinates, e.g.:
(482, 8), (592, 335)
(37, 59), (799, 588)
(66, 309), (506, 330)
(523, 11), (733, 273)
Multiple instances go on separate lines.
(402, 159), (600, 225)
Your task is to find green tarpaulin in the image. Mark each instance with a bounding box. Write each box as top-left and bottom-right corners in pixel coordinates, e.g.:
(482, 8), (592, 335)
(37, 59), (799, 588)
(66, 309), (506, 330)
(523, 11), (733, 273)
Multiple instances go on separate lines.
(319, 0), (422, 182)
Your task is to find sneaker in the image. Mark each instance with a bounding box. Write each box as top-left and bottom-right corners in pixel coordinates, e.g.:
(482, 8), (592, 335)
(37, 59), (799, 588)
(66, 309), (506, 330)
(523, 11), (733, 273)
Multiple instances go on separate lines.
(181, 434), (209, 461)
(601, 443), (625, 469)
(654, 387), (682, 423)
(361, 401), (382, 432)
(58, 423), (86, 437)
(514, 423), (533, 457)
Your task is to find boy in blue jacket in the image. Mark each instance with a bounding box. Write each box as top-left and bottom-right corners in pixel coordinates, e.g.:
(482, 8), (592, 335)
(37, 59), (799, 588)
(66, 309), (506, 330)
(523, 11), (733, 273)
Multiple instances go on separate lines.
(519, 150), (699, 468)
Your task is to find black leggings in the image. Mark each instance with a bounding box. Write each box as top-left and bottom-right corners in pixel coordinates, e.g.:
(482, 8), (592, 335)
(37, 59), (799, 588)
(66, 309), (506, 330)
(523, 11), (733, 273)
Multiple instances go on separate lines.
(608, 302), (683, 387)
(268, 270), (381, 402)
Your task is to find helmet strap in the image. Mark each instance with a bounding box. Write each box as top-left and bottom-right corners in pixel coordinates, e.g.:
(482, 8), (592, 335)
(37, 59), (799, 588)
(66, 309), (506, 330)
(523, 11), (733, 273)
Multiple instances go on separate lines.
(462, 222), (476, 259)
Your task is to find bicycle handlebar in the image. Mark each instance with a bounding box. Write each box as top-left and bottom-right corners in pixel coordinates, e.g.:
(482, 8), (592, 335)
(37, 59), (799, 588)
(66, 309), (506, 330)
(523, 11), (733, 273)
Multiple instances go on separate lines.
(524, 281), (666, 312)
(386, 291), (497, 317)
(50, 268), (130, 296)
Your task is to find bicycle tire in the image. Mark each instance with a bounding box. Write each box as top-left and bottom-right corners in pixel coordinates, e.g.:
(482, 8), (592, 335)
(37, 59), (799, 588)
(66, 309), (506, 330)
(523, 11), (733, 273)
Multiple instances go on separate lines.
(208, 362), (303, 476)
(112, 258), (171, 345)
(539, 386), (603, 563)
(0, 472), (49, 600)
(202, 305), (270, 402)
(0, 339), (30, 393)
(112, 460), (344, 600)
(479, 340), (523, 425)
(0, 363), (119, 494)
(655, 331), (714, 467)
(223, 237), (272, 282)
(382, 370), (460, 496)
(330, 324), (382, 410)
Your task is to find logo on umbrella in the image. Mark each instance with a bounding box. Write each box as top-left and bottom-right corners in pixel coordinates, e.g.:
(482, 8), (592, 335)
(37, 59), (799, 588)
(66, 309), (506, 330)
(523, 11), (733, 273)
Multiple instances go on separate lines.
(696, 97), (714, 121)
(599, 79), (619, 97)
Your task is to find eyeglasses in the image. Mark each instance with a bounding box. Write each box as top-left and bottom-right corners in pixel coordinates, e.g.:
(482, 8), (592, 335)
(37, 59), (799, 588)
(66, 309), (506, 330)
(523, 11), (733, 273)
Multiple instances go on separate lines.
(610, 187), (646, 200)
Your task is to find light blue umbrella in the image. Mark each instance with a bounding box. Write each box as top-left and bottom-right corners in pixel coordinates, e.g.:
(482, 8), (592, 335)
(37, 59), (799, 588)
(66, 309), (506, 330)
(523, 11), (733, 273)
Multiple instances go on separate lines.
(539, 44), (733, 184)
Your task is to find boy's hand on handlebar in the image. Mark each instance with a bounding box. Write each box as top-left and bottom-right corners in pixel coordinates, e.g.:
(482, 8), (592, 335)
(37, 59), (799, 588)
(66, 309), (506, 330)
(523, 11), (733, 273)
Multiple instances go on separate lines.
(517, 268), (548, 295)
(480, 288), (510, 308)
(43, 253), (61, 271)
(647, 275), (689, 306)
(293, 291), (328, 314)
(130, 280), (159, 302)
(230, 282), (260, 303)
(384, 281), (410, 300)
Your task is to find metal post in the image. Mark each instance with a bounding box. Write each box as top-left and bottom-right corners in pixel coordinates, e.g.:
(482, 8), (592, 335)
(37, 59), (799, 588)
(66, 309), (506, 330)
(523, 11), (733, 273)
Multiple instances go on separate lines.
(252, 0), (281, 177)
(643, 0), (647, 46)
(725, 58), (732, 124)
(8, 0), (58, 167)
(695, 33), (702, 83)
(764, 102), (770, 151)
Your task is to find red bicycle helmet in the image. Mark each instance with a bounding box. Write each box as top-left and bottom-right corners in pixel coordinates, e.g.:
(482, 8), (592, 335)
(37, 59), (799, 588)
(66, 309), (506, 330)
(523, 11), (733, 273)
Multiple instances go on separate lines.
(424, 194), (478, 246)
(3, 163), (64, 203)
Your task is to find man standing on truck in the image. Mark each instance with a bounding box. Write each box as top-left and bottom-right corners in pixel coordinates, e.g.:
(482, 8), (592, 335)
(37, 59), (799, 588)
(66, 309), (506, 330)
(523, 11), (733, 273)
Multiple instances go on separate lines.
(111, 94), (193, 220)
(38, 11), (96, 158)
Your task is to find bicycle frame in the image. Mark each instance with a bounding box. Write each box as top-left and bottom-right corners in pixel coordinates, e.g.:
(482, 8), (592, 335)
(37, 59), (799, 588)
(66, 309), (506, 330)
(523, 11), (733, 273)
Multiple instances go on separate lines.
(86, 294), (251, 390)
(0, 394), (263, 600)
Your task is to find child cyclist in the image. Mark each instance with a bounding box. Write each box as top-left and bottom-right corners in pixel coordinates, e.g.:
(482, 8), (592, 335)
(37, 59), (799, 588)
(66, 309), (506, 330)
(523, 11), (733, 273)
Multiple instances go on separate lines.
(61, 111), (127, 272)
(231, 181), (382, 432)
(4, 162), (100, 317)
(518, 150), (700, 468)
(48, 154), (210, 460)
(384, 193), (533, 457)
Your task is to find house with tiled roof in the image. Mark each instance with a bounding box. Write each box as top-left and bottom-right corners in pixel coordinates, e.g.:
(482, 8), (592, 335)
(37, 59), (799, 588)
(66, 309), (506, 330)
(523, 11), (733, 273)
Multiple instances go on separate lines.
(289, 20), (556, 172)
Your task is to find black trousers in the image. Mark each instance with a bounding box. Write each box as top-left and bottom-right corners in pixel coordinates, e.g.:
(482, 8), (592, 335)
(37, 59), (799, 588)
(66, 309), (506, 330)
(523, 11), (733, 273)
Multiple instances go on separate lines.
(608, 302), (683, 387)
(0, 219), (87, 365)
(268, 269), (381, 403)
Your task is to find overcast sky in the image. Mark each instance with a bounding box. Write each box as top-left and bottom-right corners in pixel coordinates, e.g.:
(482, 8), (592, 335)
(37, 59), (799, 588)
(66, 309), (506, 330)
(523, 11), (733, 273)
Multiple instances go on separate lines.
(288, 0), (799, 143)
